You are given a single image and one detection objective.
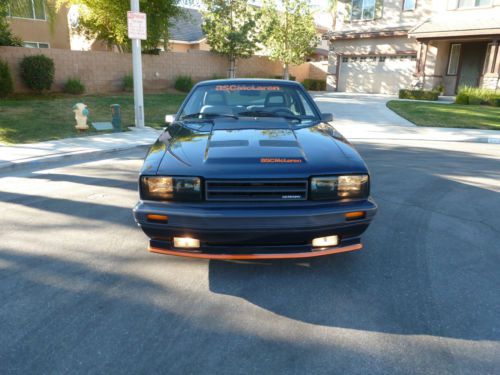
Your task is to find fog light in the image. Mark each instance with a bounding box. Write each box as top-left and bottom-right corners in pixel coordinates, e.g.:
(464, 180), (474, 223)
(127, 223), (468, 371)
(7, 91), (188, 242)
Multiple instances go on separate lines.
(312, 235), (338, 248)
(173, 237), (200, 249)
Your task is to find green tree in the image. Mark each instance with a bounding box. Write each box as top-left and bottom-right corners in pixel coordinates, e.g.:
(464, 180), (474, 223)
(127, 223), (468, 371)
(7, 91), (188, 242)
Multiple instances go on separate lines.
(202, 0), (260, 78)
(0, 1), (22, 46)
(262, 0), (318, 80)
(62, 0), (181, 52)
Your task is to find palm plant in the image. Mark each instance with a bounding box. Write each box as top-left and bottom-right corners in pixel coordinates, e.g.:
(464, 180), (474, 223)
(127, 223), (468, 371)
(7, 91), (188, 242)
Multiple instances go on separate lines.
(328, 0), (338, 31)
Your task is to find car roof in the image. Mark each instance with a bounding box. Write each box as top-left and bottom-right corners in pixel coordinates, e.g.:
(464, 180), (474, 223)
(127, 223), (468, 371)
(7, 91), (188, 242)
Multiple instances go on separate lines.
(194, 78), (302, 87)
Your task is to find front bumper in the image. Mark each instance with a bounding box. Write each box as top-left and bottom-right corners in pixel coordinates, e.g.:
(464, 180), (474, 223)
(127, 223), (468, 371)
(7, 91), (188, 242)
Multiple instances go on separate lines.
(133, 199), (377, 259)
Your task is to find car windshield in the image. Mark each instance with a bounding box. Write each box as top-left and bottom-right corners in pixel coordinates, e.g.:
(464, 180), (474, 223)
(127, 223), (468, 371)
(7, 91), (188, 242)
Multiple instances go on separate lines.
(179, 83), (319, 125)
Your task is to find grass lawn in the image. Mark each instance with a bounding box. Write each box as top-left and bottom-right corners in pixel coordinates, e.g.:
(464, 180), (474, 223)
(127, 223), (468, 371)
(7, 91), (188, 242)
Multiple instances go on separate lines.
(0, 92), (186, 144)
(387, 101), (500, 131)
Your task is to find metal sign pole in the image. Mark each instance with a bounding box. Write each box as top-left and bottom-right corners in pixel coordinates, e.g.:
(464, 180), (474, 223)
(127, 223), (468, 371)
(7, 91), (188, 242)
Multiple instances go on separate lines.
(130, 0), (145, 128)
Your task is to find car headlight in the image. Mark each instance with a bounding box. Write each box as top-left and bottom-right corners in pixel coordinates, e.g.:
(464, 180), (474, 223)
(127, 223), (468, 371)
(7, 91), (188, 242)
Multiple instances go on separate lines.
(141, 176), (202, 201)
(310, 175), (369, 200)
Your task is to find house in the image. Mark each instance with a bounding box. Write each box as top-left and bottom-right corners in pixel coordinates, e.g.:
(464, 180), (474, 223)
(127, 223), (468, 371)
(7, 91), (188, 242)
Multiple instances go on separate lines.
(169, 7), (329, 62)
(325, 0), (500, 95)
(7, 0), (71, 49)
(167, 7), (210, 52)
(5, 2), (209, 52)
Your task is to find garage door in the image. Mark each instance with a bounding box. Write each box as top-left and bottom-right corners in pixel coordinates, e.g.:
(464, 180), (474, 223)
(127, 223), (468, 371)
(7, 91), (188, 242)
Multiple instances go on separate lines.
(338, 55), (416, 94)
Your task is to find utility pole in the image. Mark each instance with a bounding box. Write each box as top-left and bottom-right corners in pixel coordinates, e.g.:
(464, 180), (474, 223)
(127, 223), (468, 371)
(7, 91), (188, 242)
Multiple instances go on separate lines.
(129, 0), (145, 128)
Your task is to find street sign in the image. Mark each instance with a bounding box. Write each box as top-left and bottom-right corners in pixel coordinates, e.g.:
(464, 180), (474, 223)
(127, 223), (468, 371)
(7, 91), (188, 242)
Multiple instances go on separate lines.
(127, 11), (147, 40)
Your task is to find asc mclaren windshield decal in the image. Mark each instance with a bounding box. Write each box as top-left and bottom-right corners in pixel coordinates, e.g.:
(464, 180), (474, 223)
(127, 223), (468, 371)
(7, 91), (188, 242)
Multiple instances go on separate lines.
(260, 158), (303, 164)
(216, 85), (282, 91)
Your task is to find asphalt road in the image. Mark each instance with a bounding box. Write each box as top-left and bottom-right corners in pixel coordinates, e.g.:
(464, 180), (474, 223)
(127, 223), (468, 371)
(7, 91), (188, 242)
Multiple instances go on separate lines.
(0, 140), (499, 374)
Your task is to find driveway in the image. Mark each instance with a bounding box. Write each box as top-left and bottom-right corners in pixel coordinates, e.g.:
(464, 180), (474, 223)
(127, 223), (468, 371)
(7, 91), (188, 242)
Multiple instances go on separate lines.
(312, 92), (500, 143)
(1, 142), (499, 374)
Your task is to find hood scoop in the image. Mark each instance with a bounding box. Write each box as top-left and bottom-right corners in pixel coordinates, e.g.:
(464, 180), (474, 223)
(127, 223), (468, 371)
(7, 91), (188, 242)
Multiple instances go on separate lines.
(204, 119), (306, 164)
(259, 140), (299, 147)
(209, 140), (249, 148)
(211, 117), (290, 130)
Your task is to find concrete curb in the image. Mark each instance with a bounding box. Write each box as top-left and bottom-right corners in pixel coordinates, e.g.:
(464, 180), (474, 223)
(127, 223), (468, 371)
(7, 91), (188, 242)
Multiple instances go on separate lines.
(0, 143), (151, 174)
(1, 124), (498, 174)
(350, 137), (500, 144)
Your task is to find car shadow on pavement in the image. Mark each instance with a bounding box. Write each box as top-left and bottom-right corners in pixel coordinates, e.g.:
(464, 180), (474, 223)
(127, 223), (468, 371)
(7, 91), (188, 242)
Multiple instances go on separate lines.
(0, 248), (390, 374)
(208, 142), (500, 342)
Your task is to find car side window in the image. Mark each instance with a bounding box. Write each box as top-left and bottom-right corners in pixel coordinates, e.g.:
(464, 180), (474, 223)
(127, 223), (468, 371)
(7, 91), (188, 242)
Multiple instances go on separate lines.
(296, 91), (316, 117)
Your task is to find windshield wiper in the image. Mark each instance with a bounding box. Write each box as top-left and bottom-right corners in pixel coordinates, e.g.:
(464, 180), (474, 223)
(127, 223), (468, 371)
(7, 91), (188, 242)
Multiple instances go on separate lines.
(239, 110), (302, 123)
(180, 112), (238, 120)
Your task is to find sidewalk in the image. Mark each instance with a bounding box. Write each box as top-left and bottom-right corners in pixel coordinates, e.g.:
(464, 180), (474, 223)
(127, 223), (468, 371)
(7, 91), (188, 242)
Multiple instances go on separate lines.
(1, 101), (498, 173)
(0, 127), (161, 172)
(313, 92), (500, 144)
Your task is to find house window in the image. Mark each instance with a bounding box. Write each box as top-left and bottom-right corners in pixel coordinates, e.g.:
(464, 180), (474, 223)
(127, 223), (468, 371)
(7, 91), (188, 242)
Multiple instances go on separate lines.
(342, 57), (349, 62)
(403, 0), (416, 11)
(379, 56), (386, 62)
(9, 0), (46, 20)
(24, 41), (50, 48)
(351, 0), (376, 21)
(447, 44), (461, 75)
(452, 0), (492, 9)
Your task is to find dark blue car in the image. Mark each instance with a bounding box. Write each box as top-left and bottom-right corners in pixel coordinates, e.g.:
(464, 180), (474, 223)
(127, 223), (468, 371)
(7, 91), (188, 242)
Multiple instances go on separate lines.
(133, 79), (377, 259)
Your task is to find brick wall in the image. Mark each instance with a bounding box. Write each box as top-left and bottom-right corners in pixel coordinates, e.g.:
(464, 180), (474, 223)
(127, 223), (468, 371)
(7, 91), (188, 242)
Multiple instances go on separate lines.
(0, 47), (326, 94)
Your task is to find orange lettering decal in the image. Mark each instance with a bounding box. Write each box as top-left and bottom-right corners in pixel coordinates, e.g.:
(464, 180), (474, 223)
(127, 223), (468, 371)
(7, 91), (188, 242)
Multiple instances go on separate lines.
(260, 158), (303, 164)
(216, 85), (281, 91)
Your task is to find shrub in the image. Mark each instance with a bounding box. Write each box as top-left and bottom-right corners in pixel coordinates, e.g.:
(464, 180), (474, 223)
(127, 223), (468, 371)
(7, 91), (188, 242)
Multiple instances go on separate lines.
(174, 75), (194, 93)
(468, 95), (482, 105)
(63, 78), (85, 95)
(0, 59), (14, 97)
(455, 86), (495, 105)
(399, 89), (439, 101)
(123, 74), (133, 92)
(488, 96), (500, 107)
(302, 79), (326, 91)
(434, 83), (445, 95)
(455, 91), (469, 105)
(273, 75), (296, 81)
(20, 54), (54, 93)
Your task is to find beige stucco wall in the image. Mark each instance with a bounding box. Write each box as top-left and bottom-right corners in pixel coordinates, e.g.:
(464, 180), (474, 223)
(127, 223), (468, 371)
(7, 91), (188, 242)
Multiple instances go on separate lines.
(329, 36), (418, 59)
(335, 0), (432, 32)
(0, 47), (326, 93)
(8, 8), (70, 50)
(168, 39), (210, 53)
(169, 43), (193, 53)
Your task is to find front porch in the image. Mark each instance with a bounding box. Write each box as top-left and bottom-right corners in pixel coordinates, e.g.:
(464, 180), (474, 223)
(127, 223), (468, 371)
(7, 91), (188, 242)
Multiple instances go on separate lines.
(409, 13), (500, 95)
(414, 37), (500, 95)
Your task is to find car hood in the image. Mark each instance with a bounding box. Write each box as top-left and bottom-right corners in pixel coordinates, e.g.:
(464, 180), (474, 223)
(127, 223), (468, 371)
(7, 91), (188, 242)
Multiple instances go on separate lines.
(141, 118), (368, 178)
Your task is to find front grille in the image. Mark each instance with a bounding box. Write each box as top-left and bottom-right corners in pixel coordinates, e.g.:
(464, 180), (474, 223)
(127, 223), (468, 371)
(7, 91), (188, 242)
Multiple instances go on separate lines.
(205, 179), (308, 201)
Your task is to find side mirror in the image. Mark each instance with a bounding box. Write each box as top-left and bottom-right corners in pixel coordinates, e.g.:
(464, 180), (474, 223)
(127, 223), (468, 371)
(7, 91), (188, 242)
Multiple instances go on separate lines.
(165, 114), (176, 125)
(321, 113), (333, 122)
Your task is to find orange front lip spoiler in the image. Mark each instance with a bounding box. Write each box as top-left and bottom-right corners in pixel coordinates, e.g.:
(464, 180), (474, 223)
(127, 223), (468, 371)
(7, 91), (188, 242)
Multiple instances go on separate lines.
(148, 243), (362, 260)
